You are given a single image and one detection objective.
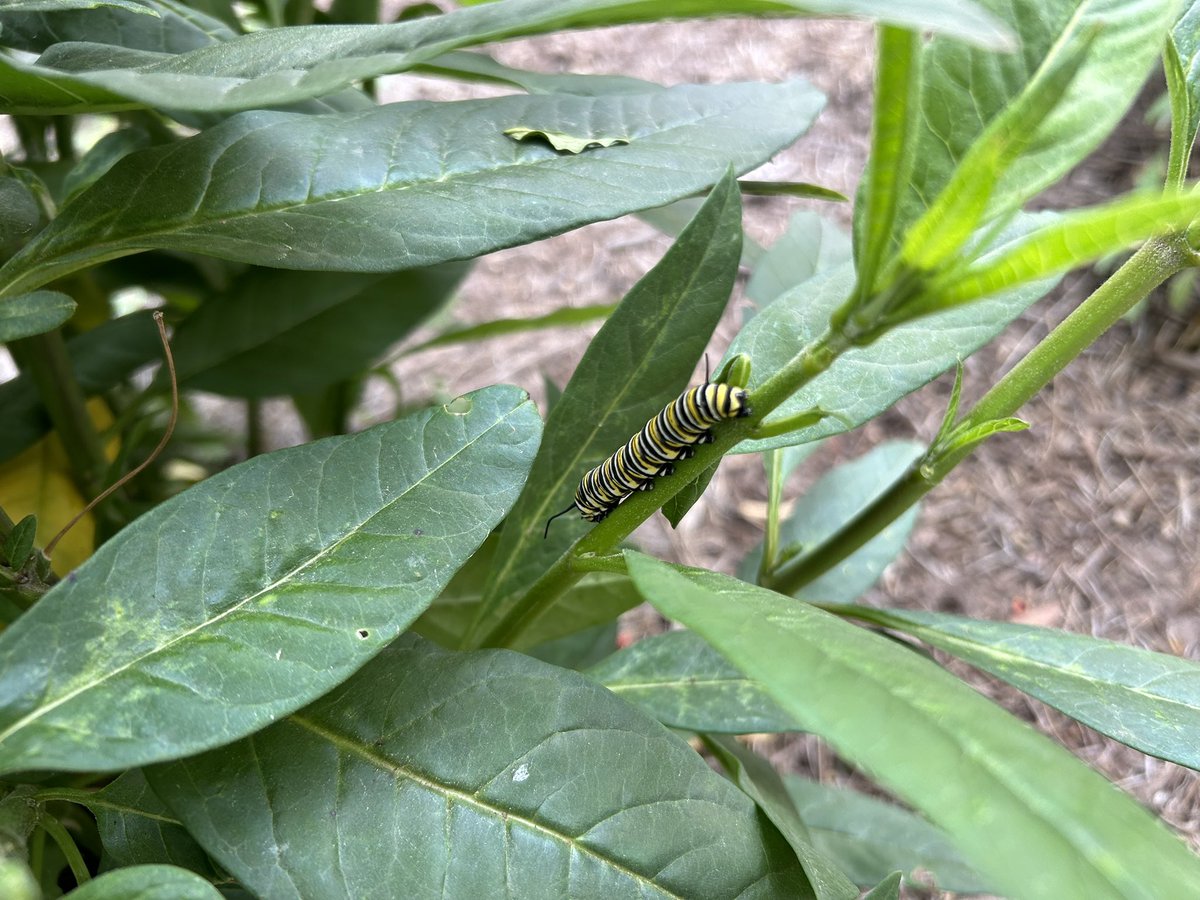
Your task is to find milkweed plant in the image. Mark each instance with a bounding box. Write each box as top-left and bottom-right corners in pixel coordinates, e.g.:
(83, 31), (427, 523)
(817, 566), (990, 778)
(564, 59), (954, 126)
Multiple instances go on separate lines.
(1, 1), (1200, 898)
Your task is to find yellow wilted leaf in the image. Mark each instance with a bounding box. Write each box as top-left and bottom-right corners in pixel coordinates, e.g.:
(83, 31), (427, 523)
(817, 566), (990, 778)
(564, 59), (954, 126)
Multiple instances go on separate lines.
(0, 398), (115, 575)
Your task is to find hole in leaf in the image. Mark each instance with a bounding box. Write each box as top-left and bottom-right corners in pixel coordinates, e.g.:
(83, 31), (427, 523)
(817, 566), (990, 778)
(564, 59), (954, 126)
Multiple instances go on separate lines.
(445, 396), (472, 415)
(356, 629), (370, 640)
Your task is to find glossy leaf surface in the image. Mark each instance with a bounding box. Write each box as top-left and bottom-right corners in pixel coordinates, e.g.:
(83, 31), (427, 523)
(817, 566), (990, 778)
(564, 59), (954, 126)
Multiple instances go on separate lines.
(0, 81), (822, 296)
(842, 606), (1200, 771)
(626, 554), (1200, 900)
(0, 386), (540, 774)
(150, 634), (809, 899)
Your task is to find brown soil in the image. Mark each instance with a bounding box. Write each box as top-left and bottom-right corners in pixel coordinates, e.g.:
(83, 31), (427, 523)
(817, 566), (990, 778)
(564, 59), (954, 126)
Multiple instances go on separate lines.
(372, 6), (1200, 877)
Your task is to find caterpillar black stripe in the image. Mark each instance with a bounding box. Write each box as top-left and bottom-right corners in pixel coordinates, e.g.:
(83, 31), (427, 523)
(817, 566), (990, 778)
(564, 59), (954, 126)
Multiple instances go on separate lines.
(544, 382), (751, 537)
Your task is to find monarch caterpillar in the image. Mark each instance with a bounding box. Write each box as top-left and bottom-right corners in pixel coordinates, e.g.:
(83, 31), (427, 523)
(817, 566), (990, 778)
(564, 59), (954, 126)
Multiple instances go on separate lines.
(544, 380), (751, 537)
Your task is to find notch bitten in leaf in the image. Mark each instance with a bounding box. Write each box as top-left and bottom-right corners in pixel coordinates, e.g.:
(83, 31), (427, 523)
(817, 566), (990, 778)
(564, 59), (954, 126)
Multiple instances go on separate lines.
(504, 126), (631, 153)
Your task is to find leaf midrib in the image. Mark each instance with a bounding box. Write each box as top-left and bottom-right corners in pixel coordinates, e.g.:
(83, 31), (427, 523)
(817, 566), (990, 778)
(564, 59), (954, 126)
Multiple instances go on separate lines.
(0, 399), (528, 747)
(288, 712), (686, 899)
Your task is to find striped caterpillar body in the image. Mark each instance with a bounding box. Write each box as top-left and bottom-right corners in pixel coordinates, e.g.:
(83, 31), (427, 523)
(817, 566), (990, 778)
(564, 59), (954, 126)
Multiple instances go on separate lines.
(544, 382), (751, 537)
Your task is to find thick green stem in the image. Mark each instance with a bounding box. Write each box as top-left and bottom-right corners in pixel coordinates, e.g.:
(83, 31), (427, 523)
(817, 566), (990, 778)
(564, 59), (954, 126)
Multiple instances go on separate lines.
(476, 327), (849, 649)
(768, 236), (1191, 596)
(8, 330), (106, 498)
(38, 814), (90, 886)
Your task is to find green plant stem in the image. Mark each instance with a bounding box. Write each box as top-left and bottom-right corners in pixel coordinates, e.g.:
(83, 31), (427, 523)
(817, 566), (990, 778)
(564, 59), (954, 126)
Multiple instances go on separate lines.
(767, 236), (1193, 596)
(8, 330), (106, 498)
(758, 450), (784, 584)
(475, 327), (850, 649)
(37, 813), (90, 886)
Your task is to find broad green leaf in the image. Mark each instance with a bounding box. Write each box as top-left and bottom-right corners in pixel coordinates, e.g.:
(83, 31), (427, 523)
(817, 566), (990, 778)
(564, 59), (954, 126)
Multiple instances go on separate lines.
(625, 553), (1200, 900)
(837, 606), (1200, 771)
(746, 211), (851, 306)
(741, 441), (923, 601)
(639, 198), (766, 270)
(0, 291), (75, 341)
(935, 190), (1200, 307)
(785, 776), (991, 893)
(403, 302), (616, 357)
(414, 533), (641, 651)
(660, 460), (718, 527)
(0, 311), (159, 462)
(0, 385), (541, 774)
(0, 1), (230, 54)
(0, 81), (822, 296)
(466, 171), (745, 647)
(586, 630), (798, 733)
(170, 264), (467, 397)
(729, 214), (1058, 454)
(895, 0), (1176, 239)
(504, 126), (630, 153)
(61, 127), (153, 202)
(63, 865), (221, 900)
(419, 49), (657, 95)
(705, 735), (858, 900)
(149, 634), (810, 899)
(72, 769), (219, 876)
(0, 174), (44, 258)
(0, 0), (157, 13)
(527, 620), (617, 670)
(861, 873), (902, 900)
(0, 0), (1009, 115)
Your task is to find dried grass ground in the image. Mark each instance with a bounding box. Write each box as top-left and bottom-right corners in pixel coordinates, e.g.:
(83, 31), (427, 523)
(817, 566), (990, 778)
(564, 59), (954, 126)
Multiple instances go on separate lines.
(373, 10), (1200, 868)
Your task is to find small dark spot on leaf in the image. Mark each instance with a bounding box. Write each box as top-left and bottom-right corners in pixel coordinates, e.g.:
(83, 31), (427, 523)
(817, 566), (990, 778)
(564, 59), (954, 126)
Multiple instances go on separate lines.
(413, 528), (424, 536)
(356, 629), (370, 639)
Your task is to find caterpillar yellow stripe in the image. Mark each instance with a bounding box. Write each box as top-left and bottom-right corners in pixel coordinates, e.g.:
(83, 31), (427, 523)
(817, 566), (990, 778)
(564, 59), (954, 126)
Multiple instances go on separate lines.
(544, 382), (751, 537)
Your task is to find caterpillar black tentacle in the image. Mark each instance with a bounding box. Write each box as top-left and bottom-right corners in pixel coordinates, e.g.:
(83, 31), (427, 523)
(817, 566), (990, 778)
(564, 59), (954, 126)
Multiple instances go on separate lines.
(544, 381), (751, 537)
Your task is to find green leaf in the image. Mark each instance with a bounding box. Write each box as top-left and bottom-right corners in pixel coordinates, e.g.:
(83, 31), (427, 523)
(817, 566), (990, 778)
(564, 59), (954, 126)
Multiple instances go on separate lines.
(467, 170), (745, 647)
(418, 49), (657, 95)
(934, 190), (1200, 307)
(2, 515), (38, 571)
(625, 553), (1200, 900)
(895, 0), (1176, 239)
(78, 769), (218, 876)
(861, 872), (902, 900)
(0, 385), (541, 774)
(1172, 2), (1200, 163)
(62, 865), (221, 900)
(403, 302), (616, 357)
(0, 291), (75, 342)
(659, 460), (719, 527)
(0, 80), (822, 297)
(742, 441), (923, 601)
(0, 1), (229, 55)
(0, 0), (158, 13)
(729, 214), (1059, 454)
(639, 198), (765, 270)
(0, 0), (1009, 115)
(170, 264), (466, 397)
(746, 211), (851, 306)
(784, 777), (991, 893)
(586, 629), (798, 733)
(61, 127), (153, 202)
(1164, 34), (1193, 190)
(852, 27), (918, 296)
(837, 606), (1200, 772)
(413, 533), (642, 651)
(704, 735), (857, 900)
(504, 126), (629, 153)
(526, 620), (617, 670)
(148, 634), (810, 899)
(0, 174), (44, 258)
(0, 310), (160, 463)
